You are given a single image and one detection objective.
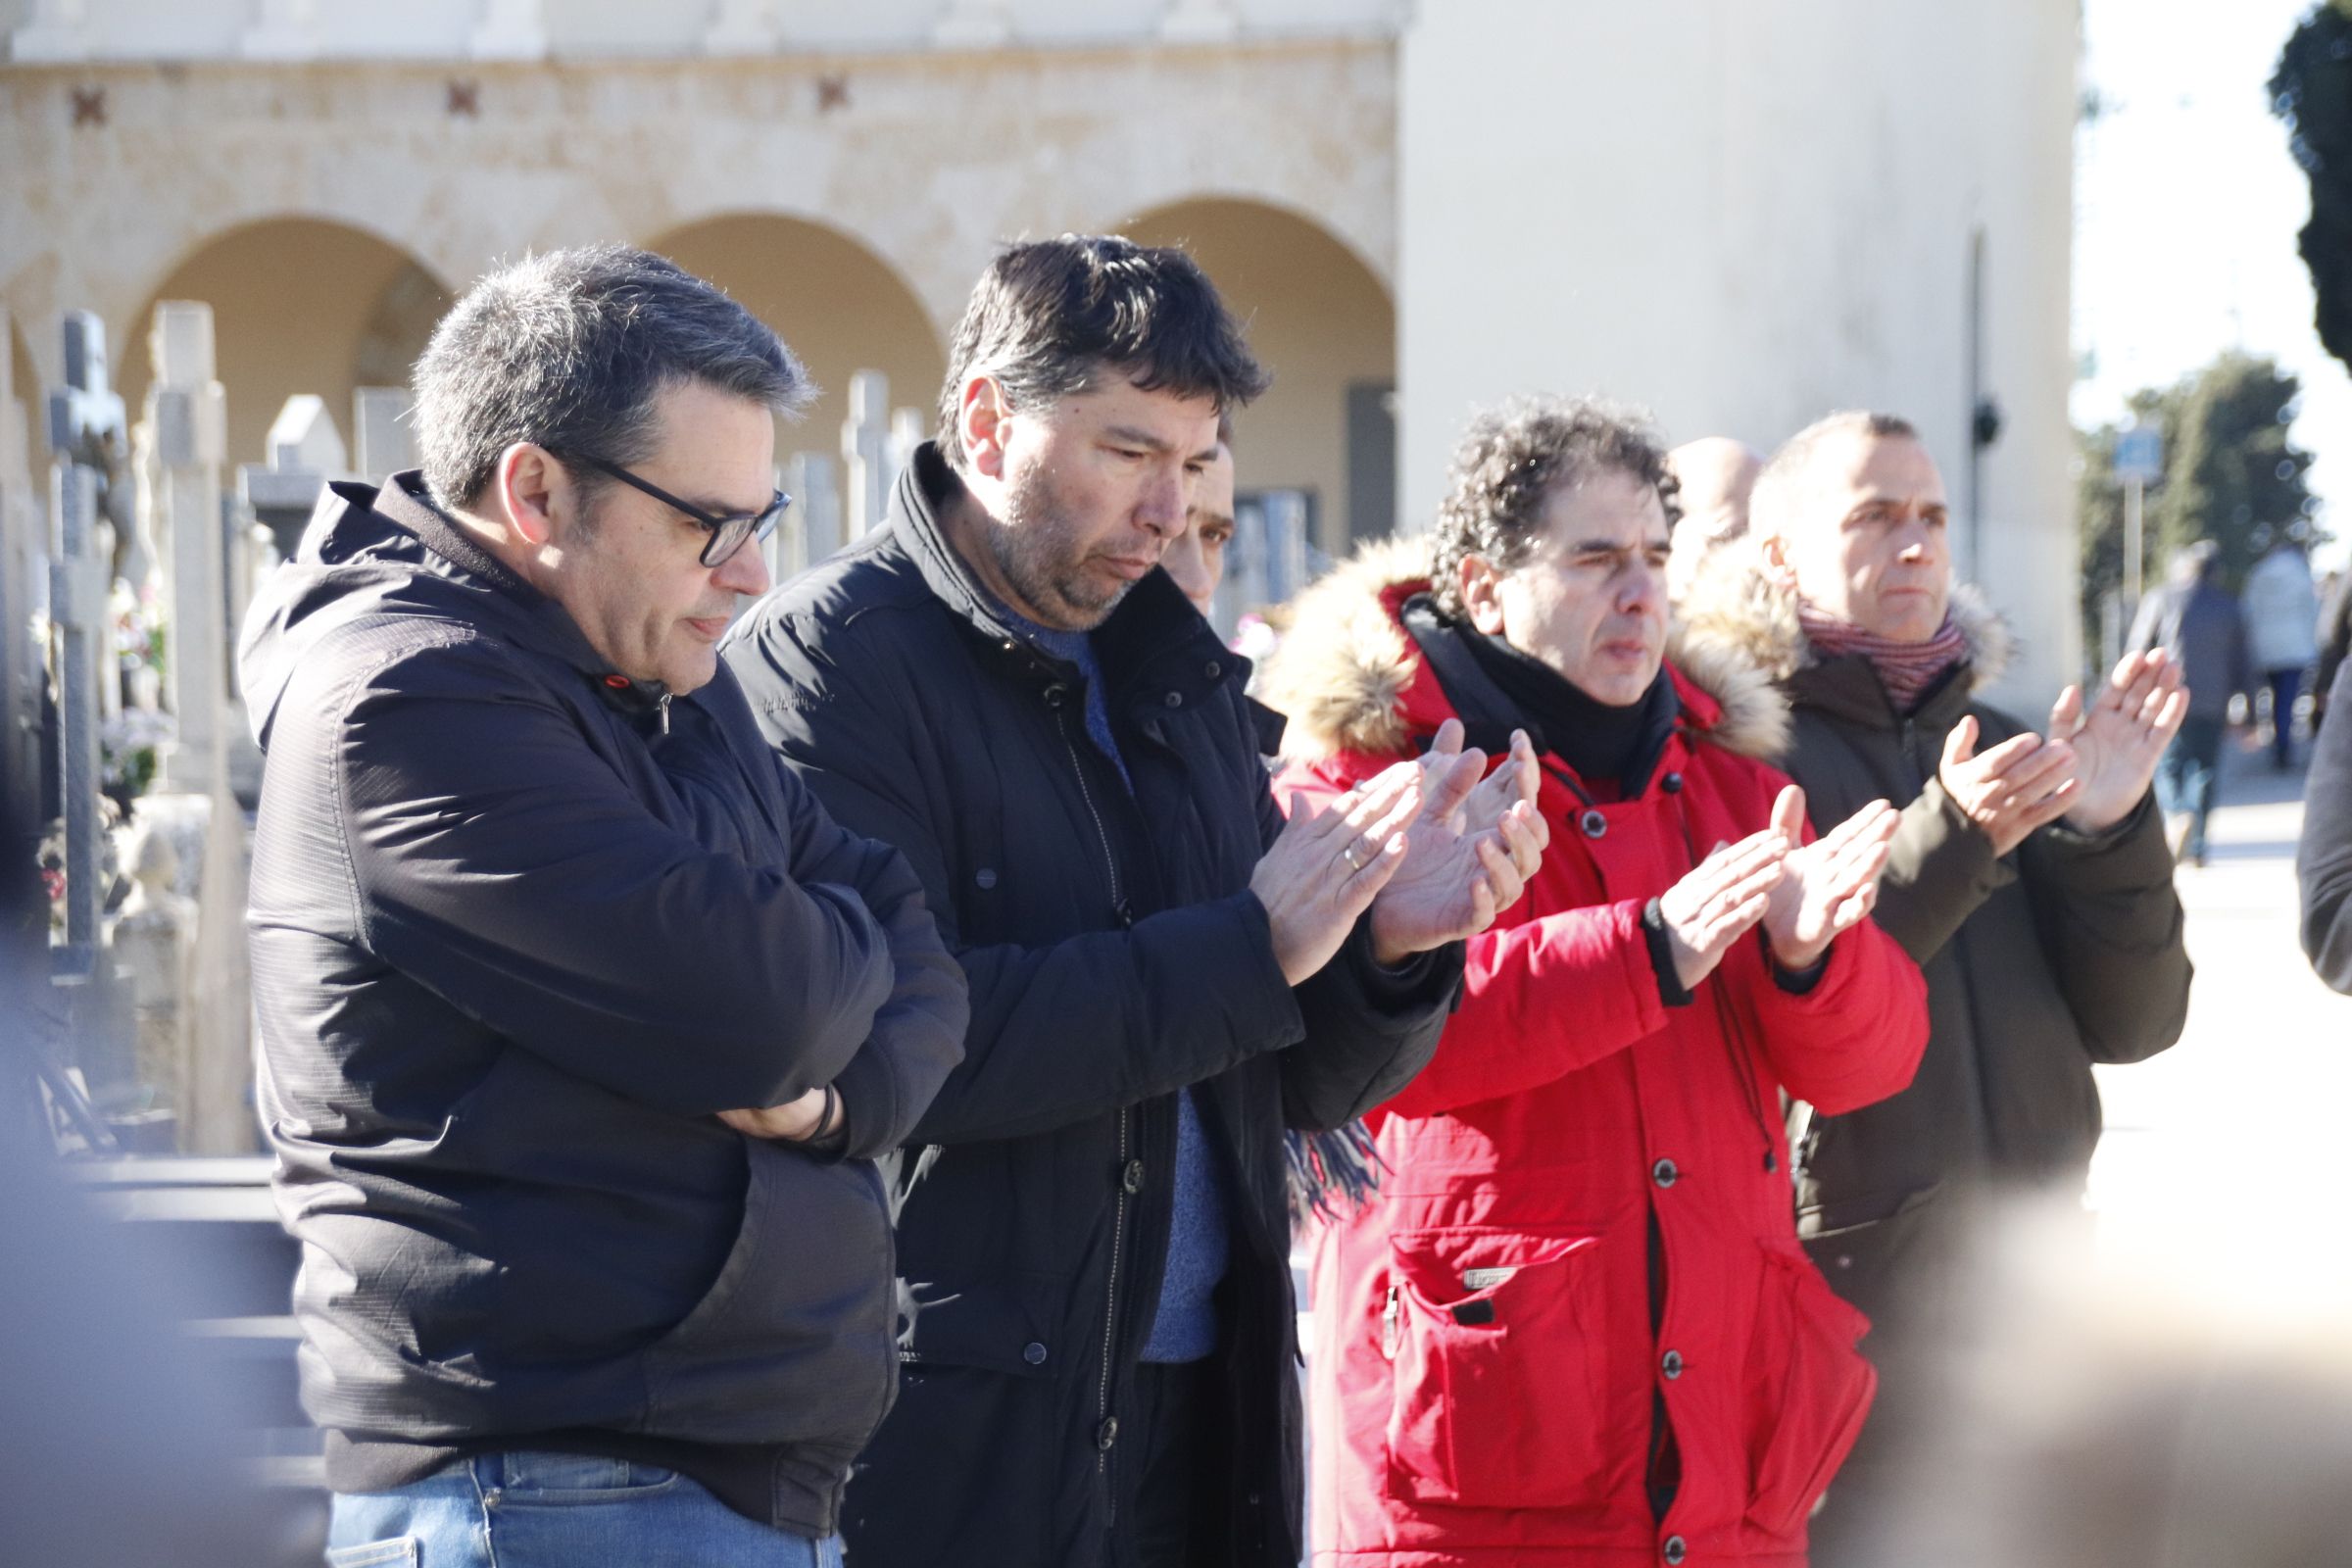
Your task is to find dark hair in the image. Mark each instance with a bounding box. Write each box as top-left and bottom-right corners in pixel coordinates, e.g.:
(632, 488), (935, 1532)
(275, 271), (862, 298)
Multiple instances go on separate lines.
(1428, 396), (1681, 617)
(1749, 410), (1922, 543)
(935, 234), (1270, 470)
(413, 244), (810, 510)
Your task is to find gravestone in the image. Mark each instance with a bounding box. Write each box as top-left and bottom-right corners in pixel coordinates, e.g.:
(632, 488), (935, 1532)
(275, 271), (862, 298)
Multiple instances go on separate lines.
(351, 386), (414, 478)
(784, 452), (843, 570)
(842, 370), (891, 541)
(144, 302), (234, 795)
(239, 393), (345, 565)
(885, 407), (925, 514)
(45, 312), (125, 980)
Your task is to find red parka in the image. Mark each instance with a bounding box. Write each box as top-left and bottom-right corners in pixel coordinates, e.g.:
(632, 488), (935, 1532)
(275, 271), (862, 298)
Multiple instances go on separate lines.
(1260, 547), (1929, 1568)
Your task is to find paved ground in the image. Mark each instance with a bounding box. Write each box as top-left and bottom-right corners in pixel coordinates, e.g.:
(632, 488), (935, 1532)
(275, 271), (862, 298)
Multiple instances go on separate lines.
(2086, 731), (2352, 1247)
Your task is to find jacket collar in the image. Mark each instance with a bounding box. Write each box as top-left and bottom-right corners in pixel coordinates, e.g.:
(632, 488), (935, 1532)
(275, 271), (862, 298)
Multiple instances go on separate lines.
(371, 470), (676, 723)
(887, 441), (1239, 701)
(1673, 539), (2011, 734)
(1258, 533), (1788, 765)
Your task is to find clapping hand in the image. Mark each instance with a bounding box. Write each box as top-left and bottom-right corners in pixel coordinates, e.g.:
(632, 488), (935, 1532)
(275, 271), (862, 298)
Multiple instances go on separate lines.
(1253, 762), (1423, 985)
(1937, 716), (2079, 858)
(1369, 719), (1550, 964)
(2049, 648), (2189, 834)
(1760, 787), (1899, 972)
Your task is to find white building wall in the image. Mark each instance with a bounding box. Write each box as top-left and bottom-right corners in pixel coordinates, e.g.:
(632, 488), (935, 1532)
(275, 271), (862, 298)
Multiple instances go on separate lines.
(1397, 0), (2081, 709)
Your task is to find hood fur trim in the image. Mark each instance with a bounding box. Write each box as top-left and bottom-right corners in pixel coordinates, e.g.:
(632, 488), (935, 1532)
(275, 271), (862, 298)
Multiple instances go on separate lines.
(1672, 539), (2014, 693)
(1260, 535), (1790, 763)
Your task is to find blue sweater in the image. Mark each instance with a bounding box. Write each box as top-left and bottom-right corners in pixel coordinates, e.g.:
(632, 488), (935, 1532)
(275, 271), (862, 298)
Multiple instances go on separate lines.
(1013, 611), (1231, 1364)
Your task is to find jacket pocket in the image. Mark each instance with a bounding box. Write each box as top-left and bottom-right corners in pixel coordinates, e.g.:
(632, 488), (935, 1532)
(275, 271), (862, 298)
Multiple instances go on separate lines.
(1742, 1243), (1878, 1543)
(637, 1138), (899, 1455)
(1381, 1225), (1605, 1509)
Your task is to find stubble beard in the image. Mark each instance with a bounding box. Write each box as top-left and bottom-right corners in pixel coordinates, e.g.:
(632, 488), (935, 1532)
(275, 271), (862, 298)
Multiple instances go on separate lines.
(989, 464), (1133, 632)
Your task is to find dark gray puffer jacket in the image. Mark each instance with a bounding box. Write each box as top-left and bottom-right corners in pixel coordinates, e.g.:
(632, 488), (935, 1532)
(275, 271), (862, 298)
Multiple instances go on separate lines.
(239, 470), (967, 1535)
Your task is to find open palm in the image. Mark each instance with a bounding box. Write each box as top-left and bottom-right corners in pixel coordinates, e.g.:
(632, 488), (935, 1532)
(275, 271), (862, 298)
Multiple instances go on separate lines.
(2053, 648), (2189, 833)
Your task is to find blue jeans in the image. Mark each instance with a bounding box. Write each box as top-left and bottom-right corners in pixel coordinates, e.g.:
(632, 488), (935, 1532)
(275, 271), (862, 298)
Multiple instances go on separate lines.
(326, 1451), (844, 1568)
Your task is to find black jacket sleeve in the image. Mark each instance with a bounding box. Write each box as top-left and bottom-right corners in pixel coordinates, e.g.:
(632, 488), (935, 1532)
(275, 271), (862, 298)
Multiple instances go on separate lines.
(737, 623), (1307, 1146)
(2301, 661), (2352, 992)
(2017, 789), (2192, 1064)
(659, 697), (968, 1158)
(332, 635), (898, 1116)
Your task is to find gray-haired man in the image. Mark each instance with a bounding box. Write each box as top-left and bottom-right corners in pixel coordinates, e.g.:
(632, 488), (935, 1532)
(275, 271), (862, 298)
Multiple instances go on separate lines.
(241, 245), (967, 1566)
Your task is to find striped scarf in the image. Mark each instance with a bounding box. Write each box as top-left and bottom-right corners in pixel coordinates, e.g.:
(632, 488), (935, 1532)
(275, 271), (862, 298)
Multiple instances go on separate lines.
(1798, 600), (1970, 713)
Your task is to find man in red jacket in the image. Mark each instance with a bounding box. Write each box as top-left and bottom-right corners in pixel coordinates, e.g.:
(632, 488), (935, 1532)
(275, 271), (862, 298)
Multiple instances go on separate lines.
(1261, 397), (1930, 1568)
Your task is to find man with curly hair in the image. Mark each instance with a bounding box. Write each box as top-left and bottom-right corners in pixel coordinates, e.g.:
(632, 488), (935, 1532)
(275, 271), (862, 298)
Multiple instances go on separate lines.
(1262, 395), (1930, 1566)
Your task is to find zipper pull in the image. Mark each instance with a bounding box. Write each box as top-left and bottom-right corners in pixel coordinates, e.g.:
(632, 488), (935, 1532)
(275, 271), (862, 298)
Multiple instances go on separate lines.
(659, 694), (671, 735)
(1381, 1282), (1401, 1359)
(1114, 899), (1135, 929)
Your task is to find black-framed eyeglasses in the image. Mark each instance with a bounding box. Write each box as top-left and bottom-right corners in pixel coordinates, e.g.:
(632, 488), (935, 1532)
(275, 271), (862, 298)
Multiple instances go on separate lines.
(563, 451), (791, 567)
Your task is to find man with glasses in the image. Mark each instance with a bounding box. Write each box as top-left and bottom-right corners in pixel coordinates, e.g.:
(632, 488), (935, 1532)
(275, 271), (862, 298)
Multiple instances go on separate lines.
(240, 245), (968, 1567)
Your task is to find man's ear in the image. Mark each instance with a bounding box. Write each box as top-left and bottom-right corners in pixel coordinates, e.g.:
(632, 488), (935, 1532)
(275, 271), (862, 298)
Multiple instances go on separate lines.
(1459, 554), (1507, 635)
(494, 443), (566, 549)
(1757, 530), (1799, 592)
(960, 375), (1012, 480)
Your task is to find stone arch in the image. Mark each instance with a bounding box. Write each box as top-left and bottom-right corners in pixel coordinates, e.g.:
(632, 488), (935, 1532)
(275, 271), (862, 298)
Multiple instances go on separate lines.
(643, 213), (948, 470)
(115, 218), (452, 473)
(1116, 195), (1398, 550)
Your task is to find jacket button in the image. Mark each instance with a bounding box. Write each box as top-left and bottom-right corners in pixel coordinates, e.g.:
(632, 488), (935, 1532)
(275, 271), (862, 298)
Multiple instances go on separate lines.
(1662, 771), (1684, 794)
(975, 867), (998, 890)
(1122, 1158), (1146, 1195)
(1044, 685), (1068, 709)
(1097, 1417), (1120, 1450)
(1661, 1349), (1684, 1380)
(1022, 1342), (1048, 1366)
(1652, 1157), (1679, 1189)
(1663, 1536), (1687, 1565)
(1580, 808), (1607, 839)
(1164, 690), (1184, 709)
(1204, 661), (1222, 680)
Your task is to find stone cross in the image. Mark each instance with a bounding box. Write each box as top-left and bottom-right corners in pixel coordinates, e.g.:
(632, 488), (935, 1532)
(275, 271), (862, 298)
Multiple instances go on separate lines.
(144, 301), (233, 795)
(45, 312), (125, 977)
(786, 452), (844, 570)
(885, 406), (925, 516)
(842, 370), (891, 540)
(239, 392), (346, 565)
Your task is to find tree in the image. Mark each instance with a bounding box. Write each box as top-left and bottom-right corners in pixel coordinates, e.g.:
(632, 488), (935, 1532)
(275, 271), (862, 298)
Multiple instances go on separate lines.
(2272, 3), (2352, 372)
(2079, 352), (2319, 657)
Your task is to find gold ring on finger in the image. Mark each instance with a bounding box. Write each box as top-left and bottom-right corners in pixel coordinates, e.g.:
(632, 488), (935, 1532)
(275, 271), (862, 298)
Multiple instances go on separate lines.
(1344, 844), (1363, 871)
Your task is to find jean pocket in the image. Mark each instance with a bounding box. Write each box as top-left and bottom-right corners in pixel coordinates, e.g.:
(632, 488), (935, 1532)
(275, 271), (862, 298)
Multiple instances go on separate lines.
(1382, 1225), (1607, 1509)
(325, 1541), (419, 1568)
(492, 1450), (680, 1499)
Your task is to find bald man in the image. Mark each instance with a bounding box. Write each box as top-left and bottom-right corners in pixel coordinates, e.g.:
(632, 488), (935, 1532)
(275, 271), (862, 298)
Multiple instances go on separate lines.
(1665, 436), (1762, 604)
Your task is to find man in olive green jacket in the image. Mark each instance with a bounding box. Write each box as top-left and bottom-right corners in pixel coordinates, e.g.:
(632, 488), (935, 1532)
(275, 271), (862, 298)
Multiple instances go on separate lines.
(1679, 411), (2193, 1565)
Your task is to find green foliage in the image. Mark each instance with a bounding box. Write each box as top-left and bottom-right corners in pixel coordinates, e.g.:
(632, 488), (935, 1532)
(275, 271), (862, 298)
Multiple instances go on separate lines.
(2078, 352), (2322, 657)
(2272, 3), (2352, 371)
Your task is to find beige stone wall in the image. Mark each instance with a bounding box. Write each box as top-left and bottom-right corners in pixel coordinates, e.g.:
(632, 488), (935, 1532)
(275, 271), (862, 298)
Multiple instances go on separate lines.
(0, 42), (1396, 458)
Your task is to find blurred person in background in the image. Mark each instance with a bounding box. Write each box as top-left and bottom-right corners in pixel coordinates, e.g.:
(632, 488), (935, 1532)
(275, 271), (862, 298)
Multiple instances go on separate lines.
(1664, 435), (1763, 607)
(1161, 412), (1236, 620)
(2130, 539), (2251, 864)
(2243, 527), (2319, 768)
(1263, 396), (1927, 1568)
(1683, 410), (2191, 1565)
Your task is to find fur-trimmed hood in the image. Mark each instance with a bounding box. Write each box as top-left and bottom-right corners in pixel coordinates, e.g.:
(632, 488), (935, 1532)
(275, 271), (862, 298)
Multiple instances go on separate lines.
(1258, 535), (1791, 763)
(1672, 537), (2014, 694)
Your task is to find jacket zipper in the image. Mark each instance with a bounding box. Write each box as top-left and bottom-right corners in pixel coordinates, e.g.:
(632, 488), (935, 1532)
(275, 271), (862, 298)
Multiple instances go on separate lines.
(1055, 709), (1129, 921)
(1051, 700), (1135, 1479)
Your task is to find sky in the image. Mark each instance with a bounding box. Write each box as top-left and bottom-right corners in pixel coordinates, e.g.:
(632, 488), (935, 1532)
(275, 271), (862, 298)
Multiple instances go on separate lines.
(2074, 0), (2350, 568)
